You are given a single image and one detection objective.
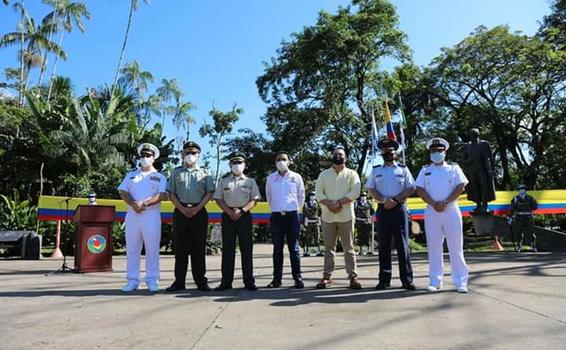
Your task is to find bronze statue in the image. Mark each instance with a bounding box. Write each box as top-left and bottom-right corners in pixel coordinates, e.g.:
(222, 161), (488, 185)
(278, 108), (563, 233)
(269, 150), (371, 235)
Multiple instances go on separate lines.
(462, 128), (496, 212)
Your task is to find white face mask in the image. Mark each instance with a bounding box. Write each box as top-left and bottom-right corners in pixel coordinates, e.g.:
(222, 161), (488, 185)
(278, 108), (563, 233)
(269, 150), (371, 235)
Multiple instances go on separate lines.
(430, 152), (445, 164)
(184, 154), (197, 165)
(231, 163), (245, 175)
(140, 157), (154, 168)
(276, 160), (289, 172)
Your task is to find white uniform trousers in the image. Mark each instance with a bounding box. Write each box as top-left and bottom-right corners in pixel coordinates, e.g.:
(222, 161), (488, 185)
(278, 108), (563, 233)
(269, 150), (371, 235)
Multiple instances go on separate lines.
(424, 204), (468, 288)
(125, 209), (162, 284)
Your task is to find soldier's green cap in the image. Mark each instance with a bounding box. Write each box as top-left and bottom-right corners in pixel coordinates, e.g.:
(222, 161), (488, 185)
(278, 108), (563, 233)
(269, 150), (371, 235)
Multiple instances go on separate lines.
(229, 152), (246, 162)
(183, 141), (201, 152)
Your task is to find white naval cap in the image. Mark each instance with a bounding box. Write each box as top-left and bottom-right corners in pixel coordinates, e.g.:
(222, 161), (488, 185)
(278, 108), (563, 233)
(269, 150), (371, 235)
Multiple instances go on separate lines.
(137, 142), (160, 159)
(426, 137), (450, 151)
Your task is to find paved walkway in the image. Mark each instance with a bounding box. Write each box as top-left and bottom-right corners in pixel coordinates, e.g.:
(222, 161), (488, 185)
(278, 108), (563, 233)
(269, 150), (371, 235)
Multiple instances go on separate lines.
(1, 245), (565, 349)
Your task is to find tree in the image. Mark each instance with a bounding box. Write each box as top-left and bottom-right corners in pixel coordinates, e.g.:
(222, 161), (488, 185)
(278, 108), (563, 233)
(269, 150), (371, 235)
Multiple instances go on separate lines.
(40, 0), (90, 101)
(0, 13), (66, 106)
(425, 25), (565, 189)
(199, 104), (242, 183)
(118, 60), (154, 111)
(257, 0), (409, 175)
(111, 0), (149, 97)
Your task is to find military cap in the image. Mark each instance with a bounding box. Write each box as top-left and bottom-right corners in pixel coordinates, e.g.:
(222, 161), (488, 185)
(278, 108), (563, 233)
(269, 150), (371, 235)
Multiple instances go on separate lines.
(426, 137), (450, 151)
(518, 184), (528, 190)
(137, 143), (160, 159)
(378, 138), (400, 151)
(183, 141), (201, 152)
(229, 152), (246, 162)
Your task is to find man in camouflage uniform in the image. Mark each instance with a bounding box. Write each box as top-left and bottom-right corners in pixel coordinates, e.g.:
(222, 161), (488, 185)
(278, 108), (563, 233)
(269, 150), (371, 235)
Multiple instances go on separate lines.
(302, 192), (322, 256)
(354, 192), (374, 255)
(510, 184), (538, 252)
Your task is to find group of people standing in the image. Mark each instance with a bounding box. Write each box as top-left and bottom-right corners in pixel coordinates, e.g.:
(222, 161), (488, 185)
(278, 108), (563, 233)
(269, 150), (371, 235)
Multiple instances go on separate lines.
(117, 136), (472, 294)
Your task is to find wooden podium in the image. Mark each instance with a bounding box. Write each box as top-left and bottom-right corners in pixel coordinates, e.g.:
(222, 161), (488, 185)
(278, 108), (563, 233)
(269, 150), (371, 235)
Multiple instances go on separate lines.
(73, 205), (115, 273)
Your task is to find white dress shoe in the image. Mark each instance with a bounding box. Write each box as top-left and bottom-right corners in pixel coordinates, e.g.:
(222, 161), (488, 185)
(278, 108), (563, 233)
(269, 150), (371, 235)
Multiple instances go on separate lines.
(121, 281), (139, 292)
(427, 285), (442, 292)
(147, 281), (159, 293)
(457, 286), (469, 293)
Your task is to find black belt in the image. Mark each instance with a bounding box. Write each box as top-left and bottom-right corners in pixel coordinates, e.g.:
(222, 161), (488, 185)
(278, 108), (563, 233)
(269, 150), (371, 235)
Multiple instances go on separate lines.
(180, 202), (200, 207)
(377, 203), (403, 211)
(272, 210), (297, 216)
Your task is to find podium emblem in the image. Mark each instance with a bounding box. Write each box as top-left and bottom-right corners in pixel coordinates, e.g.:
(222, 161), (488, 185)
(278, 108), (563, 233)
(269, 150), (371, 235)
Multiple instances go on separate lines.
(87, 234), (107, 254)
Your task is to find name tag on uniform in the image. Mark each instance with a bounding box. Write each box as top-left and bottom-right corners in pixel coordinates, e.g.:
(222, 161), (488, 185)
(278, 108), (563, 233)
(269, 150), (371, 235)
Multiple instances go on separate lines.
(223, 187), (230, 191)
(150, 176), (161, 182)
(375, 174), (382, 178)
(425, 172), (431, 176)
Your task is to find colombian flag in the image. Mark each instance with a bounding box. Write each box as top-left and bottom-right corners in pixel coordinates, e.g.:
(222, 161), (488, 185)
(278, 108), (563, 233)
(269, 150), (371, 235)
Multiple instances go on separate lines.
(384, 100), (396, 141)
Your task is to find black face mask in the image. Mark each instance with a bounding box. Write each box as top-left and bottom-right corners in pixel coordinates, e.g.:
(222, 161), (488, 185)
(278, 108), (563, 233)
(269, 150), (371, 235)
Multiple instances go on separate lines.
(382, 152), (395, 162)
(332, 155), (345, 165)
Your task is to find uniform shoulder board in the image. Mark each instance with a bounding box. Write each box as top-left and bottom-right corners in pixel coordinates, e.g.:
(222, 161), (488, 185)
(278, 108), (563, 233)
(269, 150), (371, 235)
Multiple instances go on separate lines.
(221, 172), (231, 178)
(447, 161), (458, 165)
(398, 164), (406, 168)
(372, 164), (382, 168)
(422, 163), (431, 168)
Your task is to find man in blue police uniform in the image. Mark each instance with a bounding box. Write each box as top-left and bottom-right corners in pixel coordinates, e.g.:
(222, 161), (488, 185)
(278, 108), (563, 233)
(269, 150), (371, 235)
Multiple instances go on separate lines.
(366, 138), (416, 290)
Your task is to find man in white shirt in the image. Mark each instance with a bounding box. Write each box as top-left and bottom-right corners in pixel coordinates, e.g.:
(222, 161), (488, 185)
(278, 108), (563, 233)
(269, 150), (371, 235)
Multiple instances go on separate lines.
(117, 143), (167, 293)
(415, 138), (470, 293)
(265, 151), (306, 288)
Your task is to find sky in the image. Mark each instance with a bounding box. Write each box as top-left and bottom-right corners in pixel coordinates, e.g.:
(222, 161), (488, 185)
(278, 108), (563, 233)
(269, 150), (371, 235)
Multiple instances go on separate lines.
(0, 0), (551, 166)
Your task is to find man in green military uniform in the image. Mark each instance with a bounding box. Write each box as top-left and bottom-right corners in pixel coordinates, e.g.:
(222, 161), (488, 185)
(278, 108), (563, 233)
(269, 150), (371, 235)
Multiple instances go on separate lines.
(302, 191), (322, 256)
(214, 152), (261, 291)
(510, 184), (538, 252)
(166, 141), (215, 292)
(354, 192), (374, 255)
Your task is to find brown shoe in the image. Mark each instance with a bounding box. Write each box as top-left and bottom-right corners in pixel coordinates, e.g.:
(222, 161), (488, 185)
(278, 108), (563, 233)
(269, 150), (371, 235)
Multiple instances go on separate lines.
(315, 278), (333, 289)
(349, 277), (362, 290)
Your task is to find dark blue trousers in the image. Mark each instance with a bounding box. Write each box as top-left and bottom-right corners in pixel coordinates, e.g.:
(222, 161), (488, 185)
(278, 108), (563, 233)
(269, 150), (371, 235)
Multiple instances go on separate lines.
(377, 204), (413, 284)
(270, 212), (302, 282)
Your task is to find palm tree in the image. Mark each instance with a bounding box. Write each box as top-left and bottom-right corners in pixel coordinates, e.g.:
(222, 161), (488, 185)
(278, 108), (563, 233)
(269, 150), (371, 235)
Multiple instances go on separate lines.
(111, 0), (149, 97)
(39, 0), (90, 100)
(156, 78), (182, 126)
(0, 14), (66, 106)
(175, 101), (195, 141)
(28, 93), (131, 174)
(118, 60), (154, 111)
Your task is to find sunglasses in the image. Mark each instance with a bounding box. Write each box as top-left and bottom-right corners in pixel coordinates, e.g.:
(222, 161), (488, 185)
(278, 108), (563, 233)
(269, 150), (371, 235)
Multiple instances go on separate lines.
(231, 160), (244, 165)
(140, 153), (153, 158)
(184, 151), (199, 155)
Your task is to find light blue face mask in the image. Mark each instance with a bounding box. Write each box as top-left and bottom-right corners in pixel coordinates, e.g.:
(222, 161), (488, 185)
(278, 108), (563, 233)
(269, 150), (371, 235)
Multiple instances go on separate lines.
(430, 151), (445, 164)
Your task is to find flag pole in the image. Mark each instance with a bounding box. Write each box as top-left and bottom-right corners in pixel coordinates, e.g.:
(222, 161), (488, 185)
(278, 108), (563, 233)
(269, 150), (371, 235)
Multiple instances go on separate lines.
(397, 93), (411, 251)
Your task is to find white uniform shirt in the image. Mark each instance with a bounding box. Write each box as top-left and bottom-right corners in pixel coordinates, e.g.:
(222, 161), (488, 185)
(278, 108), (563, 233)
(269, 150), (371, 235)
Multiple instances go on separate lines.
(265, 170), (305, 212)
(365, 162), (415, 198)
(118, 168), (168, 213)
(415, 162), (469, 202)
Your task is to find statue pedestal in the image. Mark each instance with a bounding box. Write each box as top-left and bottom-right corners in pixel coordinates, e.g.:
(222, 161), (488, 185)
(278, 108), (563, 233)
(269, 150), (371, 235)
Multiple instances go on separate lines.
(471, 211), (495, 235)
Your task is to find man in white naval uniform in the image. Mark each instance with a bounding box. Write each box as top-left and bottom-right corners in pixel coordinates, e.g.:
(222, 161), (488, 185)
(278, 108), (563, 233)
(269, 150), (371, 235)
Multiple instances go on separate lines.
(118, 143), (167, 293)
(415, 138), (470, 293)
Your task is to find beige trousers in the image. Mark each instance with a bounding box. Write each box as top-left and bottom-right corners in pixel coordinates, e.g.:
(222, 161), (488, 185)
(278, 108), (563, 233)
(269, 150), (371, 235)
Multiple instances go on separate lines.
(321, 220), (358, 278)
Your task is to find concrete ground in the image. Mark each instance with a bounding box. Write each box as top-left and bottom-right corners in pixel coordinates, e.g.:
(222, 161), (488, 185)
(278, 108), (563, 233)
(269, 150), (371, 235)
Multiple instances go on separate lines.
(1, 245), (565, 350)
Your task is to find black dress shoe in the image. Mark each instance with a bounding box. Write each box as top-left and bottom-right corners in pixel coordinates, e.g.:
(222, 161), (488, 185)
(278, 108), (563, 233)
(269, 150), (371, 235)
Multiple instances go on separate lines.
(402, 282), (416, 291)
(197, 284), (212, 292)
(214, 284), (232, 291)
(294, 279), (305, 289)
(166, 283), (186, 292)
(374, 281), (390, 290)
(266, 280), (282, 288)
(245, 284), (258, 291)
